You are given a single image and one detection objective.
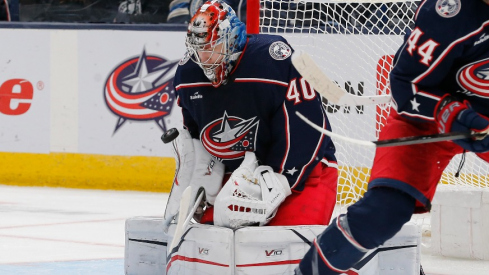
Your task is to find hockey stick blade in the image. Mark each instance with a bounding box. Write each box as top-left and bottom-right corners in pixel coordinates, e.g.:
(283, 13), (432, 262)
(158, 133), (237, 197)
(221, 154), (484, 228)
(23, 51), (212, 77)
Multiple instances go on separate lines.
(291, 51), (391, 106)
(296, 111), (483, 147)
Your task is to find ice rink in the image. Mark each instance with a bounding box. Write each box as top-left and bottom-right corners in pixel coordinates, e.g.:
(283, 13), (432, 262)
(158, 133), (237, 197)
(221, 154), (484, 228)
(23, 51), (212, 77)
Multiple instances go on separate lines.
(1, 184), (488, 275)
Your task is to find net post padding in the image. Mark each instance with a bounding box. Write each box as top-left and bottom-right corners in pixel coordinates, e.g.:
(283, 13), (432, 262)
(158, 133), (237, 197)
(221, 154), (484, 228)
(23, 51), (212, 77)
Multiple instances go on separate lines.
(246, 0), (260, 34)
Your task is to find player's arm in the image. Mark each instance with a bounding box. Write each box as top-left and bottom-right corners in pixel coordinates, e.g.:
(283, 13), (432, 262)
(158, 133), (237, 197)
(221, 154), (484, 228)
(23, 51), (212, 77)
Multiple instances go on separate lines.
(389, 3), (463, 121)
(164, 80), (225, 223)
(0, 0), (9, 21)
(267, 49), (334, 190)
(176, 93), (200, 139)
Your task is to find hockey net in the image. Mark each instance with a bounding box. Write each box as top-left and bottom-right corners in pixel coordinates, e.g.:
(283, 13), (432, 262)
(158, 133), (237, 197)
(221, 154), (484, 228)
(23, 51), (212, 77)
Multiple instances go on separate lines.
(247, 0), (489, 235)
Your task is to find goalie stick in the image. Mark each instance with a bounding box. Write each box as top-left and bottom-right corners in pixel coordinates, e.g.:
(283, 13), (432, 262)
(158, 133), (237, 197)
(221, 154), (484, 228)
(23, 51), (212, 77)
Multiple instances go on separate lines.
(168, 186), (205, 252)
(291, 51), (392, 106)
(296, 111), (485, 147)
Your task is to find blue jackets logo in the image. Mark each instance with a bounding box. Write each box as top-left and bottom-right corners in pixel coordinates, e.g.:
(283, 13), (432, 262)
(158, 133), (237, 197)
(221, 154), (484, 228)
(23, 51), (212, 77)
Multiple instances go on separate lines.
(457, 58), (489, 97)
(435, 0), (461, 18)
(200, 111), (259, 160)
(104, 49), (179, 134)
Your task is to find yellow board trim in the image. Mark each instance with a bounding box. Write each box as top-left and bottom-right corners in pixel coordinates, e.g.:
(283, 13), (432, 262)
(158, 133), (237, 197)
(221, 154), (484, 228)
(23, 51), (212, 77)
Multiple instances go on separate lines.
(0, 152), (175, 192)
(1, 152), (487, 196)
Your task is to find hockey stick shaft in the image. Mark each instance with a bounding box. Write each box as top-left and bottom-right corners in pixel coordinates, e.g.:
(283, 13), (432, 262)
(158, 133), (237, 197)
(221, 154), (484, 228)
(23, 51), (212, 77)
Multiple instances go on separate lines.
(167, 187), (205, 253)
(296, 111), (482, 147)
(168, 186), (192, 252)
(183, 190), (204, 230)
(291, 51), (391, 106)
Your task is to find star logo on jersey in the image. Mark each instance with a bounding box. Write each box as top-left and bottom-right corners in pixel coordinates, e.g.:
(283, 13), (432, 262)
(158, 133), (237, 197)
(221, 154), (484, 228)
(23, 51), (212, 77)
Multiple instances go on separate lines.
(201, 111), (259, 160)
(104, 49), (179, 134)
(410, 98), (420, 112)
(286, 167), (298, 176)
(457, 58), (489, 97)
(435, 0), (461, 18)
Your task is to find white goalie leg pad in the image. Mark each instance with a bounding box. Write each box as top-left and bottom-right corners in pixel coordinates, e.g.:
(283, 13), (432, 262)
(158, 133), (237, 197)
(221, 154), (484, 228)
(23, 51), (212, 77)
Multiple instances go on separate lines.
(164, 129), (225, 222)
(125, 218), (420, 275)
(125, 217), (169, 275)
(235, 225), (326, 274)
(214, 152), (291, 228)
(372, 222), (421, 274)
(166, 223), (234, 275)
(350, 222), (421, 275)
(125, 217), (323, 275)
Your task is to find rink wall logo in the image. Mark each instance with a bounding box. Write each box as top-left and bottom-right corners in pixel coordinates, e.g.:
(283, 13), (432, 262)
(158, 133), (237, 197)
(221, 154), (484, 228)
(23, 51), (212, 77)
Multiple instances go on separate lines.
(104, 49), (179, 134)
(457, 57), (489, 97)
(200, 111), (259, 160)
(0, 79), (35, 116)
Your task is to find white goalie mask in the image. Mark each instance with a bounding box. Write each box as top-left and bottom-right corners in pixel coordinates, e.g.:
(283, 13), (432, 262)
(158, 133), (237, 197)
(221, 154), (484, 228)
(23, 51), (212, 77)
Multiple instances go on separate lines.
(185, 0), (247, 87)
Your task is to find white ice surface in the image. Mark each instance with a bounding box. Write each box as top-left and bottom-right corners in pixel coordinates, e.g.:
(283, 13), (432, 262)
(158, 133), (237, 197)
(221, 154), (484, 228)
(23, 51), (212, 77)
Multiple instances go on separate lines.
(0, 185), (488, 275)
(0, 184), (167, 265)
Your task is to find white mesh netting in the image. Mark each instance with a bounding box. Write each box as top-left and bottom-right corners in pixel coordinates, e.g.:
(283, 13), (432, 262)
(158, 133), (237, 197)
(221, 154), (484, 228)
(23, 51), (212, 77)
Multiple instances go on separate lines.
(257, 0), (489, 229)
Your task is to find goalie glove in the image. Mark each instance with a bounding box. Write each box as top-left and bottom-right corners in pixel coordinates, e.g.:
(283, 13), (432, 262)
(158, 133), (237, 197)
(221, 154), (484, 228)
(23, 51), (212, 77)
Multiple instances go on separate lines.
(214, 151), (292, 229)
(434, 94), (489, 152)
(164, 129), (225, 223)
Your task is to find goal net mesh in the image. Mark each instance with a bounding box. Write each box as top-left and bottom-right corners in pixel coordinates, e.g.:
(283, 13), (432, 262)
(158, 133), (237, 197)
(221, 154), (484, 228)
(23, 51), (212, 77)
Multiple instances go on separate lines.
(255, 0), (489, 229)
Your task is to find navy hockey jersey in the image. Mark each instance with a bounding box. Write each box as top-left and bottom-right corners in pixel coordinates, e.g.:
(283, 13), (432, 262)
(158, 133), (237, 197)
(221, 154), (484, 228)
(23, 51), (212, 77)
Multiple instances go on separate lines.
(390, 0), (489, 121)
(173, 34), (336, 191)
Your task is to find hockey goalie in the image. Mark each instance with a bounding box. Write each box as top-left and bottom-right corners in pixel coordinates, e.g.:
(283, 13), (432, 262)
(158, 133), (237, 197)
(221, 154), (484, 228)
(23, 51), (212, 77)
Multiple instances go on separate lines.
(125, 126), (421, 274)
(125, 127), (421, 275)
(124, 1), (421, 274)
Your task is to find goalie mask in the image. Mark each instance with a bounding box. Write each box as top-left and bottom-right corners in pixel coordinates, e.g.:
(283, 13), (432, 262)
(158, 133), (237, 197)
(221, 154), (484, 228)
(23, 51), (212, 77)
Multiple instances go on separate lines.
(185, 0), (246, 87)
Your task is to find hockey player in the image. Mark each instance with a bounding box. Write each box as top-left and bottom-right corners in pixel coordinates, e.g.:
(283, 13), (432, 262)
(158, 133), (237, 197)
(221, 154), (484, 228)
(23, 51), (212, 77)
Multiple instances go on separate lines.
(0, 0), (9, 21)
(296, 0), (489, 273)
(165, 0), (338, 229)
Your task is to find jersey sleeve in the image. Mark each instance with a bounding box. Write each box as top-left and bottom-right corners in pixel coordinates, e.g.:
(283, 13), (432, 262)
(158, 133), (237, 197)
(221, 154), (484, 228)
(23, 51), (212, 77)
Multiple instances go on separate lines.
(177, 97), (200, 139)
(265, 40), (335, 190)
(389, 0), (466, 121)
(174, 66), (200, 139)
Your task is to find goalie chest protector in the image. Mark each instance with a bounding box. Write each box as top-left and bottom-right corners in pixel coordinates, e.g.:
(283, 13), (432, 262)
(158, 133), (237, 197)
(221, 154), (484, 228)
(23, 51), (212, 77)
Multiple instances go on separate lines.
(174, 34), (337, 191)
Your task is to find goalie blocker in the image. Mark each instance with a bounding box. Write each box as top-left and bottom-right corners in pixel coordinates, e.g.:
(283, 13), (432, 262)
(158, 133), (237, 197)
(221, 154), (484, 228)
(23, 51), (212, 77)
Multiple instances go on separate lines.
(124, 217), (421, 275)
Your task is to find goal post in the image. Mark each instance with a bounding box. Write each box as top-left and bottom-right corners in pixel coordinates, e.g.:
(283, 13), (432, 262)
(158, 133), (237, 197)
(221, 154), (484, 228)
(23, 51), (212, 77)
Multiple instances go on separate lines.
(245, 0), (489, 218)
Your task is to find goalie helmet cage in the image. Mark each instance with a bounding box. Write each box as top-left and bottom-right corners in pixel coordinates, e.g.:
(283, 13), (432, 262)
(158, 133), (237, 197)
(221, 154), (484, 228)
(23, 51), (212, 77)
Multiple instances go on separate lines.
(246, 0), (489, 226)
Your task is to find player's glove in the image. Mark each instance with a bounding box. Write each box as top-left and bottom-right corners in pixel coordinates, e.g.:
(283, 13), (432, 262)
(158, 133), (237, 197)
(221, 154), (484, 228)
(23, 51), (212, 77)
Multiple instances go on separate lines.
(434, 94), (489, 152)
(214, 152), (292, 229)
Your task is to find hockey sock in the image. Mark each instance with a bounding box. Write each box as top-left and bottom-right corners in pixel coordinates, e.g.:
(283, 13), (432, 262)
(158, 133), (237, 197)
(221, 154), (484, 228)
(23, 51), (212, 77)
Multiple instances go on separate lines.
(347, 186), (416, 249)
